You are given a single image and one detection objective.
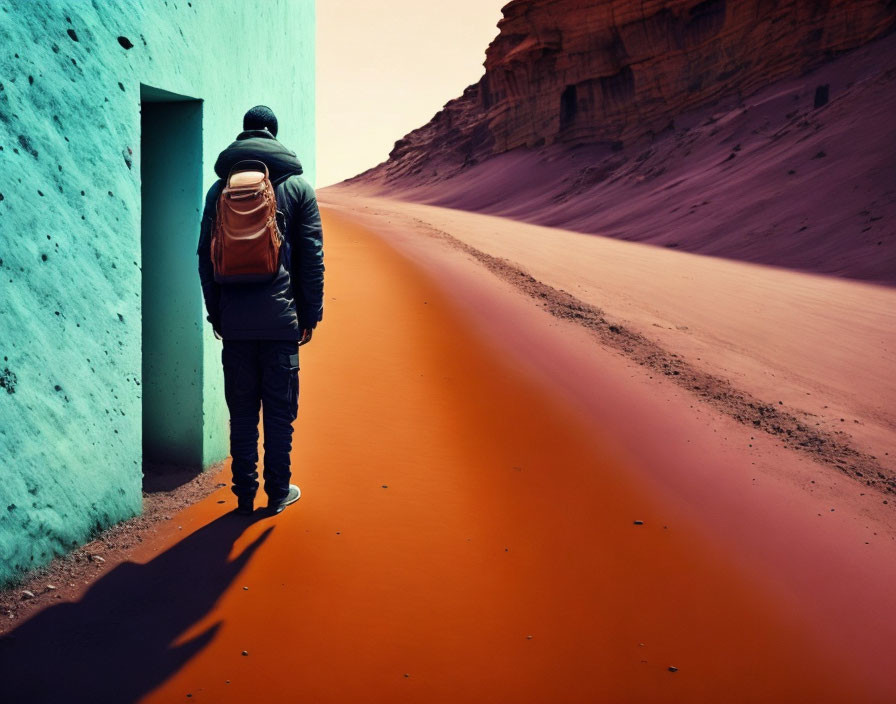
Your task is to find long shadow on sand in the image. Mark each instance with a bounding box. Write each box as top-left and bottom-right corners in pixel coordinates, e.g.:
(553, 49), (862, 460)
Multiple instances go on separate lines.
(0, 511), (272, 703)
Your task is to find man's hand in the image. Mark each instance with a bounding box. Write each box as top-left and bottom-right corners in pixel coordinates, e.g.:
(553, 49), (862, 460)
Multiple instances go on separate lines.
(207, 315), (222, 340)
(298, 328), (313, 346)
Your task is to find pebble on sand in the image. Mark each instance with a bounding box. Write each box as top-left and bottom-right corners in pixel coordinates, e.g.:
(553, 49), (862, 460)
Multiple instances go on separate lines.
(668, 666), (679, 672)
(242, 650), (249, 656)
(633, 520), (645, 525)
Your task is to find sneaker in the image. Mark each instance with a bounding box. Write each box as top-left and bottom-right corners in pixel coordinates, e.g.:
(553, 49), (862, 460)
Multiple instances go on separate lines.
(267, 484), (301, 514)
(234, 497), (254, 516)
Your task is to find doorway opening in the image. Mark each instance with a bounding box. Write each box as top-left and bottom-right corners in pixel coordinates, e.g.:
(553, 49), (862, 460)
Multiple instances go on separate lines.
(140, 84), (204, 486)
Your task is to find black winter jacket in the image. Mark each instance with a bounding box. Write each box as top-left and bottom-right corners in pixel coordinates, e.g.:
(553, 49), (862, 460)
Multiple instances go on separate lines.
(197, 130), (324, 340)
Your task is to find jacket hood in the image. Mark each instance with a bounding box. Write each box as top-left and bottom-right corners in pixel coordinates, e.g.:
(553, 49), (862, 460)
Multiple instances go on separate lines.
(214, 129), (304, 185)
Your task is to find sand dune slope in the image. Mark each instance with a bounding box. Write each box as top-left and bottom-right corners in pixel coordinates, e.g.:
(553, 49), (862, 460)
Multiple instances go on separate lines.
(347, 34), (896, 284)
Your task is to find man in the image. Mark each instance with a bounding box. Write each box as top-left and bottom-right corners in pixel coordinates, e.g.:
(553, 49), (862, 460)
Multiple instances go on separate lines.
(197, 105), (324, 515)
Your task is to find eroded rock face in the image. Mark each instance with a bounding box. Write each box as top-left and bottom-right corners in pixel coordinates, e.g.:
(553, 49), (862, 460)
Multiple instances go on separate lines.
(360, 0), (895, 183)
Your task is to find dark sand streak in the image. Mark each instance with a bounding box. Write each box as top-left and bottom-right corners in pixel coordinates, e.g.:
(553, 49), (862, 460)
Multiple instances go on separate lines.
(412, 216), (896, 496)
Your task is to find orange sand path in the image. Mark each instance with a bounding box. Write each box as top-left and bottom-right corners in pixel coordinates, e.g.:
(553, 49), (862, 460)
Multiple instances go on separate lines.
(141, 210), (878, 702)
(5, 209), (886, 702)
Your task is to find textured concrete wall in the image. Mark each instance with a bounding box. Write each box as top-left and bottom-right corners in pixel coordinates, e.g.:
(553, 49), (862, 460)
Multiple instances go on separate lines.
(0, 0), (315, 584)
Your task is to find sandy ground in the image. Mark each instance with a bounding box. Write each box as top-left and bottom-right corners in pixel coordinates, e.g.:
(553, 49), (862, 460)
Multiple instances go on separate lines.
(1, 203), (894, 702)
(321, 190), (896, 484)
(0, 463), (228, 627)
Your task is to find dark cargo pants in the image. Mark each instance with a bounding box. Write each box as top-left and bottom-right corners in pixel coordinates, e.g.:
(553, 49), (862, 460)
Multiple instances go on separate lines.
(221, 340), (299, 504)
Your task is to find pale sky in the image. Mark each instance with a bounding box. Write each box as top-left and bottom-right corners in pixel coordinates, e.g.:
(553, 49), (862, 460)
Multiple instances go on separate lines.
(316, 0), (507, 187)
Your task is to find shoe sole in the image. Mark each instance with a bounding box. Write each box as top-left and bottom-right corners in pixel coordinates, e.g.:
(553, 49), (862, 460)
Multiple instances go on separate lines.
(268, 486), (301, 514)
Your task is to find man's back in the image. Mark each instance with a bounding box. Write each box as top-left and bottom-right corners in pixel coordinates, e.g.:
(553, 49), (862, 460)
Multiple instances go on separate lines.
(198, 128), (324, 341)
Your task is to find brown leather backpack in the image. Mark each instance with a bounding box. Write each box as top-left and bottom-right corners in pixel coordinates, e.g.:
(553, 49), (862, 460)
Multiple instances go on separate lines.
(211, 160), (283, 283)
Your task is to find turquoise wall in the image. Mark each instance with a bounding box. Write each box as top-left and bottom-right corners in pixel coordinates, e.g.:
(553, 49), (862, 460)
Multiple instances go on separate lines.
(0, 0), (316, 585)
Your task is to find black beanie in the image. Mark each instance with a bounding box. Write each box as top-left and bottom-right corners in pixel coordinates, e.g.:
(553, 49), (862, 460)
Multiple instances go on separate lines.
(243, 105), (278, 137)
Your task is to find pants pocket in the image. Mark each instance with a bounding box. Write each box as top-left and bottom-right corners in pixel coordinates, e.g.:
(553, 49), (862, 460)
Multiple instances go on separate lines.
(268, 346), (299, 419)
(281, 350), (299, 410)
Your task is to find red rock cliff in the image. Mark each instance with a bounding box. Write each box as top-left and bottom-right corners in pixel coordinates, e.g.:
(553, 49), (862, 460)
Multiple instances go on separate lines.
(355, 0), (895, 183)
